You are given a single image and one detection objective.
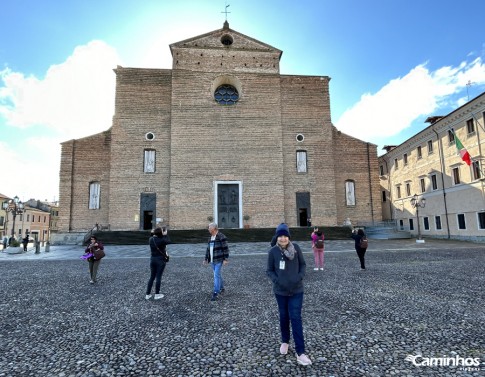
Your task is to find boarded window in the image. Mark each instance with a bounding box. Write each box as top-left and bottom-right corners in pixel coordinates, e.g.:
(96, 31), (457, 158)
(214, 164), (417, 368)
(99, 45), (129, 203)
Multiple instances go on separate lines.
(296, 151), (307, 173)
(89, 182), (100, 209)
(144, 150), (156, 173)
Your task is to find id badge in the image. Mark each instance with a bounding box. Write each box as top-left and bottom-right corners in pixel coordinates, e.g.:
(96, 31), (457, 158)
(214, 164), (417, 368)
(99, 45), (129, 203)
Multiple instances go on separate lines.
(279, 260), (285, 270)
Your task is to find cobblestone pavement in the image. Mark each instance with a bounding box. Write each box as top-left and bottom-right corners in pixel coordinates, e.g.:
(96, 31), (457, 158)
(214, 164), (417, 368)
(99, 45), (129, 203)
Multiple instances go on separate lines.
(0, 239), (484, 376)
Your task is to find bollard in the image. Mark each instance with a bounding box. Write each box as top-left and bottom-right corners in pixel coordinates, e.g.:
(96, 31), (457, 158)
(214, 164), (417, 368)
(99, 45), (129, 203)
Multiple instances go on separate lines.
(45, 241), (50, 252)
(35, 241), (41, 254)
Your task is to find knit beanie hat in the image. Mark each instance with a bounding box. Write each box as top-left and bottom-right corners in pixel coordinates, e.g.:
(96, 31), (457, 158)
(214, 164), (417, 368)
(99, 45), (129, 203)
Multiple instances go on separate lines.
(275, 223), (290, 238)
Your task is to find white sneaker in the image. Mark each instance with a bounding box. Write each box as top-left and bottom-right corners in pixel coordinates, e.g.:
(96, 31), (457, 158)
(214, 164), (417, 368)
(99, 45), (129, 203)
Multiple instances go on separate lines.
(279, 343), (289, 355)
(154, 293), (164, 300)
(313, 267), (319, 271)
(320, 268), (324, 271)
(296, 353), (312, 366)
(145, 294), (151, 300)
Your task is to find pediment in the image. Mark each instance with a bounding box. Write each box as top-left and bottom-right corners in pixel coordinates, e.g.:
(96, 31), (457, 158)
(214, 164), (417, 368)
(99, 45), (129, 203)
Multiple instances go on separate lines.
(170, 22), (282, 58)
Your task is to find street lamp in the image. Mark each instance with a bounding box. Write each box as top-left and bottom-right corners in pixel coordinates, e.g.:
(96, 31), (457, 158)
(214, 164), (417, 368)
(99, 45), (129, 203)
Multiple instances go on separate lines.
(2, 196), (24, 239)
(410, 193), (426, 243)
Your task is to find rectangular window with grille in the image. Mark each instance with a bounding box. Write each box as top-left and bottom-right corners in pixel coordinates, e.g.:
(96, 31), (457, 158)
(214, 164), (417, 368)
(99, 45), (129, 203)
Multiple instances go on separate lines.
(467, 119), (475, 134)
(420, 178), (426, 193)
(427, 140), (433, 154)
(417, 146), (422, 159)
(409, 218), (414, 231)
(405, 183), (411, 197)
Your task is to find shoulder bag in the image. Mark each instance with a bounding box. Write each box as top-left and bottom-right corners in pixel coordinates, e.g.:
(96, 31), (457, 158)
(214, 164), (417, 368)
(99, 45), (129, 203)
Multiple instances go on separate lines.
(151, 238), (169, 262)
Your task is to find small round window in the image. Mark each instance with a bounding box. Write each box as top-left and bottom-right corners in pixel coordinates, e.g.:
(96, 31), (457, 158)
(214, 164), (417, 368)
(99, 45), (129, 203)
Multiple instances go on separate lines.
(221, 34), (233, 46)
(296, 134), (304, 142)
(214, 84), (239, 105)
(145, 132), (155, 141)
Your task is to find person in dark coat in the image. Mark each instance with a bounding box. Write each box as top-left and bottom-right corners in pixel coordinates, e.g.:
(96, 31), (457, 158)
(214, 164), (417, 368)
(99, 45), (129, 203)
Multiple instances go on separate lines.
(146, 227), (171, 300)
(351, 228), (368, 270)
(84, 235), (104, 283)
(22, 235), (29, 252)
(266, 223), (312, 366)
(204, 223), (229, 301)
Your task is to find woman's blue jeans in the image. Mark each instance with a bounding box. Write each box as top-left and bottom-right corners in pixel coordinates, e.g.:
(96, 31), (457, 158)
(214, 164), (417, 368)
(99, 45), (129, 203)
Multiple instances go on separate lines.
(211, 261), (224, 294)
(275, 292), (305, 355)
(146, 256), (166, 295)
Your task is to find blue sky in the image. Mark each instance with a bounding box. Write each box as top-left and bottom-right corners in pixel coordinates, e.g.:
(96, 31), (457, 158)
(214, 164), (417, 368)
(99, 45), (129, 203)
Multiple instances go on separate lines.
(1, 0), (485, 202)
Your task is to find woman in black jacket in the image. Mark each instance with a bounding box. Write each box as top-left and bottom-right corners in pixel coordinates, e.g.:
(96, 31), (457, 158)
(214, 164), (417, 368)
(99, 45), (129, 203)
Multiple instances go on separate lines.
(351, 228), (368, 270)
(146, 227), (171, 300)
(266, 223), (312, 366)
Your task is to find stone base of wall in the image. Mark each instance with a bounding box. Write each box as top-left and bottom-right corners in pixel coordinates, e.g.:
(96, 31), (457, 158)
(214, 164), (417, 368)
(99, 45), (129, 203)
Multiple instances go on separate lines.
(50, 232), (86, 245)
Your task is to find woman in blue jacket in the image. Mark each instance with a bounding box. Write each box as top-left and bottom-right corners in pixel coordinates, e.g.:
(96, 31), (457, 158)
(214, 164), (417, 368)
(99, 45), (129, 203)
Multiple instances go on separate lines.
(266, 223), (312, 366)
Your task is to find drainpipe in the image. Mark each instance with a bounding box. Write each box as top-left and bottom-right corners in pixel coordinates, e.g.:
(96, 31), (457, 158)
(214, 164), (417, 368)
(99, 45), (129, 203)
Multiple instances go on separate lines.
(471, 112), (485, 206)
(432, 128), (450, 239)
(367, 143), (375, 225)
(69, 140), (76, 232)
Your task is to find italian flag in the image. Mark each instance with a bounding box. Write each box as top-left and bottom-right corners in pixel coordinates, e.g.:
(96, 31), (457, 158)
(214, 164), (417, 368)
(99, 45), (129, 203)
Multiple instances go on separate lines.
(454, 132), (472, 166)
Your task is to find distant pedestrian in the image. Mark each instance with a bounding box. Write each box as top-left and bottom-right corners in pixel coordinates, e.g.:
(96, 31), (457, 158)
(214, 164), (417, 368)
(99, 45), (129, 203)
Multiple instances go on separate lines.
(351, 228), (368, 270)
(203, 223), (229, 301)
(22, 235), (29, 252)
(146, 227), (171, 300)
(311, 227), (324, 270)
(84, 235), (104, 283)
(2, 236), (7, 250)
(266, 223), (312, 366)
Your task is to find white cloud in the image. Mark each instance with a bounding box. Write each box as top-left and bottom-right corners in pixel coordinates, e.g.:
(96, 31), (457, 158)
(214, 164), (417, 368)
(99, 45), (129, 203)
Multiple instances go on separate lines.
(335, 57), (485, 140)
(0, 137), (61, 201)
(0, 40), (121, 139)
(0, 41), (122, 201)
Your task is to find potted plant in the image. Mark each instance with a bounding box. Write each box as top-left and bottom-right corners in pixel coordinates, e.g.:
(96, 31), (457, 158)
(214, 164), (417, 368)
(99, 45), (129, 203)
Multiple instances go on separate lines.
(243, 214), (251, 229)
(6, 239), (23, 254)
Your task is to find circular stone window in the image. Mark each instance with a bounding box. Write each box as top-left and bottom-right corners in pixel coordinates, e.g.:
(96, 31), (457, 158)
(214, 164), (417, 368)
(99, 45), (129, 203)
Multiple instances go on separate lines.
(214, 84), (239, 105)
(145, 132), (155, 141)
(221, 34), (233, 46)
(296, 134), (305, 142)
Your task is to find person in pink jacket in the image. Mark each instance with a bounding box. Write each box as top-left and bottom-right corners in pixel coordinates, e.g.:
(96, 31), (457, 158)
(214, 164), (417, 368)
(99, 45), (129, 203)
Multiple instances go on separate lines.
(311, 227), (325, 270)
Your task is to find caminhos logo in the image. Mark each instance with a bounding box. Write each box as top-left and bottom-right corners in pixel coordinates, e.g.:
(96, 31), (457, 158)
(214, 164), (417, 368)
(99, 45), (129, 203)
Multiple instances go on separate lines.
(405, 354), (481, 369)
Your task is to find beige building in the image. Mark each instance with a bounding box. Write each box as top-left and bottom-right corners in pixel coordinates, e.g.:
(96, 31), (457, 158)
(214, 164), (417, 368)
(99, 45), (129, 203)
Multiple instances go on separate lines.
(58, 22), (382, 234)
(0, 193), (9, 241)
(379, 92), (485, 241)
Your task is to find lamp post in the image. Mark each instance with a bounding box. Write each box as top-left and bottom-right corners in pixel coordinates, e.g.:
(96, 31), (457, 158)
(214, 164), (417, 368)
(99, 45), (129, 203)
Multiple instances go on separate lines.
(410, 193), (426, 243)
(2, 196), (24, 240)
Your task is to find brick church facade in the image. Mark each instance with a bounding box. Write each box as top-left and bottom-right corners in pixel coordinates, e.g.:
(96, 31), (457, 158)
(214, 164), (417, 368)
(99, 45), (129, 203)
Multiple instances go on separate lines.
(58, 22), (382, 233)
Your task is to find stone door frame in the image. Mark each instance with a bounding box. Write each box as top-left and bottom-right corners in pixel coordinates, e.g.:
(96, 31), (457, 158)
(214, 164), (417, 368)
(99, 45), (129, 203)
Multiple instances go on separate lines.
(213, 181), (243, 229)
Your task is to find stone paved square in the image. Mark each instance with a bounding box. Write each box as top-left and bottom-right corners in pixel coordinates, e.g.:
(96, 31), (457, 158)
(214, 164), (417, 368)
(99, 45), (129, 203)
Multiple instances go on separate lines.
(0, 241), (484, 376)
